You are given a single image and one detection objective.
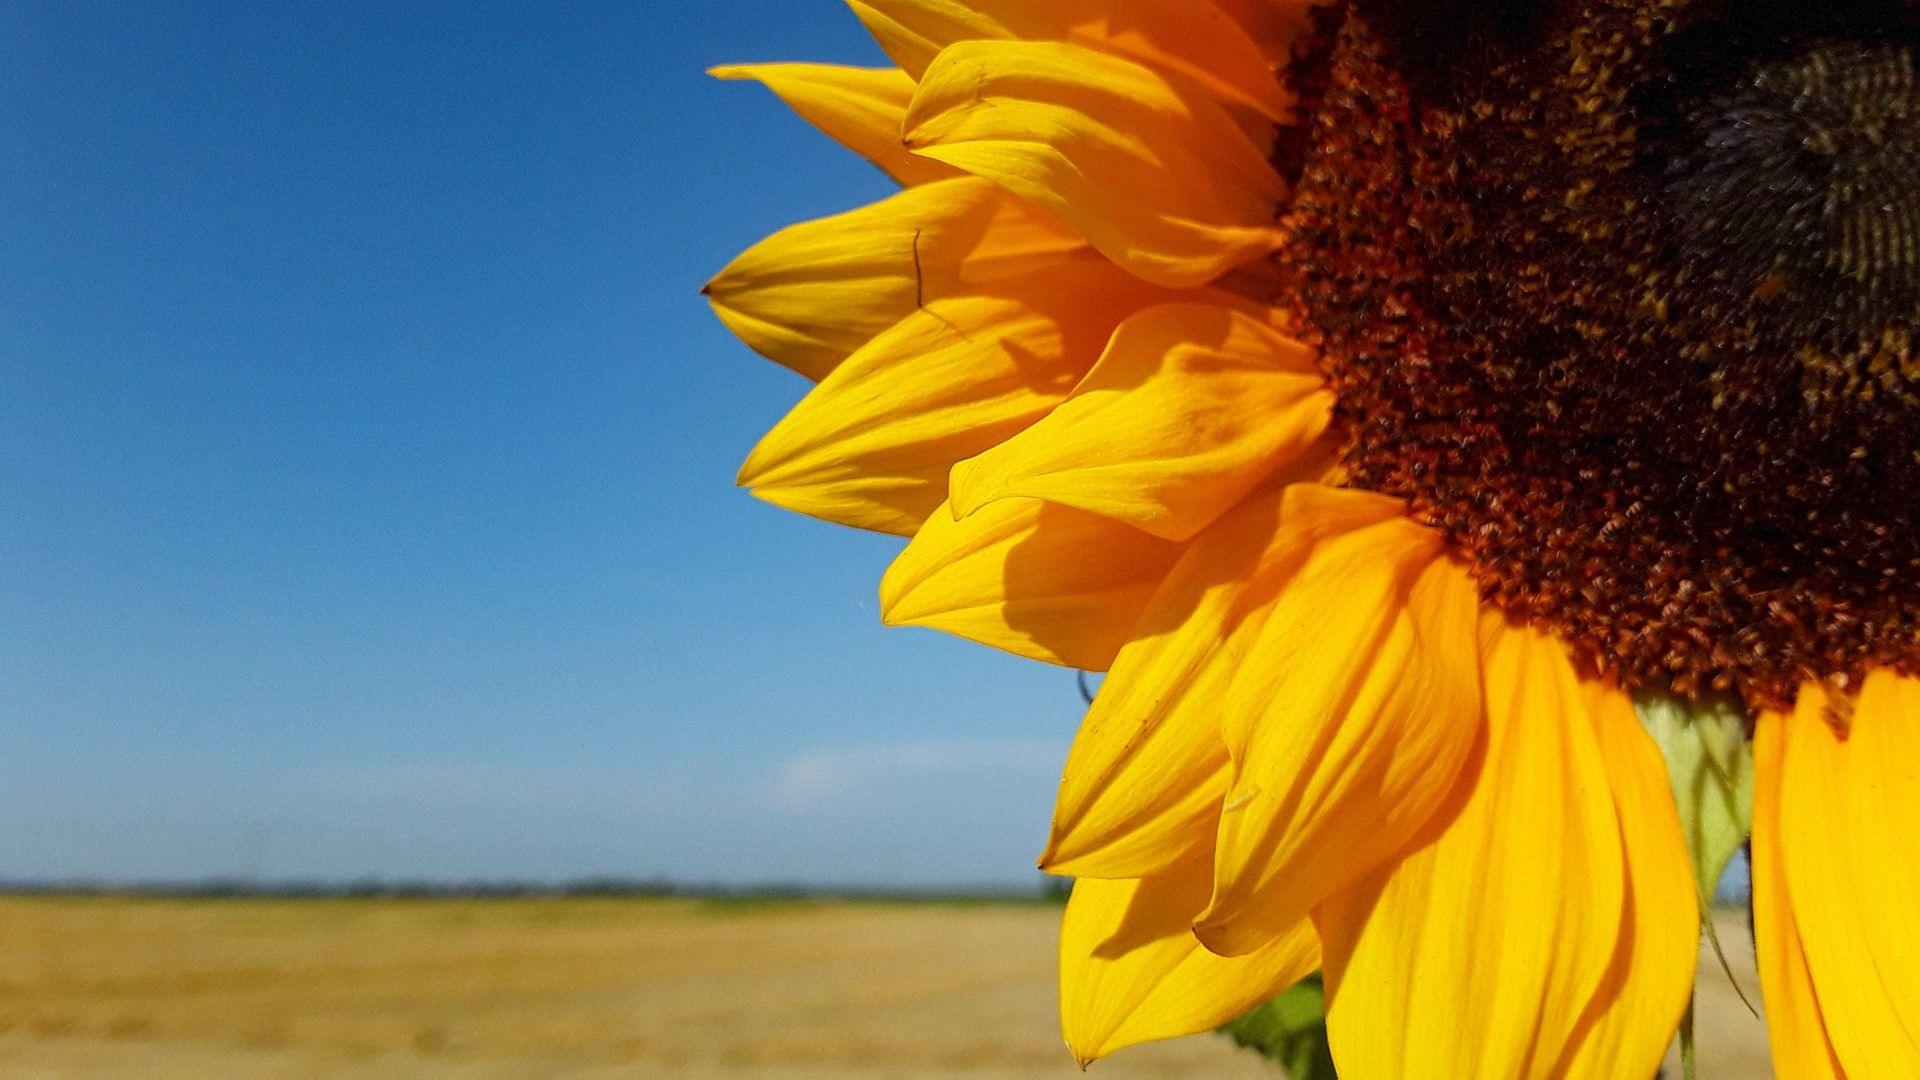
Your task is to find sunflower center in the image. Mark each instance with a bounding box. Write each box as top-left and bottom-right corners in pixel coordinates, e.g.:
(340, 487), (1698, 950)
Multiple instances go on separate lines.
(1656, 31), (1920, 334)
(1275, 0), (1920, 707)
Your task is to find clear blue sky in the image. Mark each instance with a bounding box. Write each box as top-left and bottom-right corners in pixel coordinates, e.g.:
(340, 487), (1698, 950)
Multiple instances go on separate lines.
(2, 1), (1088, 887)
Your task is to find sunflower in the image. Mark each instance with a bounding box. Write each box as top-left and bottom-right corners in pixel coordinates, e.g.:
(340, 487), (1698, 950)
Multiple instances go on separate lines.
(705, 2), (1920, 1075)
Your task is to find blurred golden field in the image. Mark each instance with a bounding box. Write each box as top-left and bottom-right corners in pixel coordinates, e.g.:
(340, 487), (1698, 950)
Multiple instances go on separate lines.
(0, 896), (1768, 1078)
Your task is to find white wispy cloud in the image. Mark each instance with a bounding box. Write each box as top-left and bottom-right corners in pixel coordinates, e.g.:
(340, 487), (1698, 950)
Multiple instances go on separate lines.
(770, 739), (1064, 814)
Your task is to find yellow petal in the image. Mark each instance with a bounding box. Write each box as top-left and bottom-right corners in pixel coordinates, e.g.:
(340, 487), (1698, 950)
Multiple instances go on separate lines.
(1752, 705), (1848, 1080)
(1315, 617), (1626, 1080)
(709, 63), (957, 186)
(706, 176), (1084, 381)
(846, 0), (1289, 121)
(1043, 489), (1287, 878)
(903, 40), (1286, 288)
(1770, 672), (1920, 1074)
(879, 497), (1183, 670)
(1060, 853), (1318, 1066)
(846, 0), (987, 78)
(1552, 679), (1698, 1077)
(738, 258), (1176, 534)
(950, 302), (1332, 542)
(1194, 500), (1481, 955)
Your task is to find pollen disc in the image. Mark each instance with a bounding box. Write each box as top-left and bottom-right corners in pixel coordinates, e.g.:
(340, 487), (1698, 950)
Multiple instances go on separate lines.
(1279, 0), (1920, 706)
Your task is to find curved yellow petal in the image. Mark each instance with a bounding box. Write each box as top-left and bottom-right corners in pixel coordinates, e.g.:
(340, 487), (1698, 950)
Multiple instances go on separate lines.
(950, 302), (1332, 542)
(879, 497), (1183, 670)
(846, 0), (989, 78)
(1060, 853), (1318, 1066)
(706, 176), (1084, 381)
(847, 0), (1289, 121)
(1752, 704), (1848, 1080)
(738, 259), (1177, 534)
(903, 40), (1286, 288)
(709, 63), (957, 186)
(1316, 617), (1625, 1080)
(1043, 489), (1286, 878)
(1552, 679), (1698, 1078)
(1194, 503), (1481, 956)
(1772, 672), (1920, 1075)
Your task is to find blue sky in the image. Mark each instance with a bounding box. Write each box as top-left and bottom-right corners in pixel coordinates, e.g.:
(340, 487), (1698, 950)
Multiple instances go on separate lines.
(1, 1), (1089, 886)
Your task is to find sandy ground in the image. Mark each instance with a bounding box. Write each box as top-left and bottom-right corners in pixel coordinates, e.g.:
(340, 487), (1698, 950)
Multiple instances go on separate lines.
(0, 897), (1768, 1078)
(1666, 909), (1771, 1079)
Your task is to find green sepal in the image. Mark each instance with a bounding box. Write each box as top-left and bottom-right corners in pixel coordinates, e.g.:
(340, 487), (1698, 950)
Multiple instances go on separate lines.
(1679, 998), (1698, 1080)
(1219, 973), (1336, 1079)
(1634, 690), (1754, 907)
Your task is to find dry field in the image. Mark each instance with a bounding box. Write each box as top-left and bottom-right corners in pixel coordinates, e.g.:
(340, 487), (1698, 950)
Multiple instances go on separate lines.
(0, 896), (1768, 1078)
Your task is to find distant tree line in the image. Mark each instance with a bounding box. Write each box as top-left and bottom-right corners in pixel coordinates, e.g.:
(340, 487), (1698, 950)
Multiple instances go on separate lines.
(0, 875), (1071, 903)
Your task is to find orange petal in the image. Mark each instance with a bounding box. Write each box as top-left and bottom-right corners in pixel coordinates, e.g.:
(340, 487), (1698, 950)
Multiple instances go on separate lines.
(1751, 703), (1848, 1080)
(846, 0), (1288, 121)
(1210, 0), (1320, 66)
(706, 177), (1084, 381)
(879, 497), (1183, 670)
(1769, 672), (1920, 1074)
(1060, 852), (1318, 1065)
(950, 302), (1332, 542)
(1194, 495), (1480, 955)
(903, 40), (1286, 287)
(709, 63), (958, 185)
(737, 259), (1177, 534)
(1315, 617), (1625, 1080)
(1551, 679), (1698, 1077)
